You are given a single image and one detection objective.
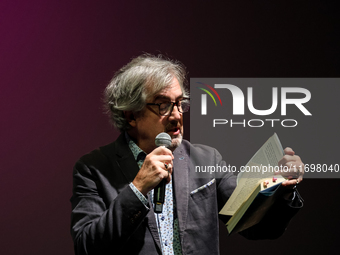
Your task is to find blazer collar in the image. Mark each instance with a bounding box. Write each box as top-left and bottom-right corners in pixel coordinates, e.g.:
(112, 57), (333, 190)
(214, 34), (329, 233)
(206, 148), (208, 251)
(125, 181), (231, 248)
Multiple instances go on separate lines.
(100, 133), (140, 183)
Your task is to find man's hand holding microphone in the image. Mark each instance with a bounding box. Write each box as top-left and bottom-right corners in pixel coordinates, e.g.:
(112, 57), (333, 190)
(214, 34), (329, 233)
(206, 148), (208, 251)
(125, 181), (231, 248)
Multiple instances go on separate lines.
(132, 133), (173, 213)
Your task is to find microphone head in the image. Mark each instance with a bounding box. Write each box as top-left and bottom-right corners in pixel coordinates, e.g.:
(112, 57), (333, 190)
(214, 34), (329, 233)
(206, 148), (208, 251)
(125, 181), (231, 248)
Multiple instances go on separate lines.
(155, 132), (172, 148)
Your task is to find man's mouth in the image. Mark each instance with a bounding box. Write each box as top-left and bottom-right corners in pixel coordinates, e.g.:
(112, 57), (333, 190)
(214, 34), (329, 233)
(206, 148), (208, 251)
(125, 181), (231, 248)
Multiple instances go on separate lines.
(167, 127), (181, 136)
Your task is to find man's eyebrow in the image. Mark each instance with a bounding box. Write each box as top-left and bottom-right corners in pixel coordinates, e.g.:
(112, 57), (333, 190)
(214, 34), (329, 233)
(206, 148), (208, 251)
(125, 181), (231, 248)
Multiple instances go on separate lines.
(154, 94), (184, 101)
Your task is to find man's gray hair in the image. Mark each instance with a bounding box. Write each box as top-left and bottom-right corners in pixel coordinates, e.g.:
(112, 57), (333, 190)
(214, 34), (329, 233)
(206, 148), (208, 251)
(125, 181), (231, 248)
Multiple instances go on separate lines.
(104, 54), (188, 132)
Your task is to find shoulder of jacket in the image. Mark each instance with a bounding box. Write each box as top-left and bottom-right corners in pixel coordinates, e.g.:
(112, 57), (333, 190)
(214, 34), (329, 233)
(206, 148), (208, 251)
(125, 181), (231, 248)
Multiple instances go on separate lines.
(179, 139), (219, 156)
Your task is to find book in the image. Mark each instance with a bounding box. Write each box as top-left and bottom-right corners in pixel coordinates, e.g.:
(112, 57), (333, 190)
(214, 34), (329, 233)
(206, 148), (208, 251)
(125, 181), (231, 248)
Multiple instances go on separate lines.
(219, 133), (286, 234)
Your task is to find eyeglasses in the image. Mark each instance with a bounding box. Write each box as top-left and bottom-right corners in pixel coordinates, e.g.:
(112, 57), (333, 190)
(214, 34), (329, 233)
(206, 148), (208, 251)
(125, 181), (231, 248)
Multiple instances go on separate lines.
(146, 98), (190, 116)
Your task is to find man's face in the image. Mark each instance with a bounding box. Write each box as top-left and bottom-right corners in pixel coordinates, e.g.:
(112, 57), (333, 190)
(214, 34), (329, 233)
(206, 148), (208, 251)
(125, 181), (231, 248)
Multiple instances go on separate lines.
(129, 77), (184, 154)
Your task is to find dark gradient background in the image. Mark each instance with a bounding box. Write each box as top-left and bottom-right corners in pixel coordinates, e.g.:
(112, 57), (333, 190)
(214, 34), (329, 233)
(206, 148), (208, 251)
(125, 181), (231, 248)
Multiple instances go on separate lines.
(1, 1), (339, 254)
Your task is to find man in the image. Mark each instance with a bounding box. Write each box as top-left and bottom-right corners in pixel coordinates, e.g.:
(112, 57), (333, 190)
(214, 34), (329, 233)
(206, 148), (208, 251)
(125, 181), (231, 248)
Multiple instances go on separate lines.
(70, 54), (304, 255)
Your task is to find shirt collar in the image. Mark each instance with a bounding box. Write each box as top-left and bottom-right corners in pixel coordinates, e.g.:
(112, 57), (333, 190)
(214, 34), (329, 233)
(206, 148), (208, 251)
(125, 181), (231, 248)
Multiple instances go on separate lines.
(125, 132), (146, 162)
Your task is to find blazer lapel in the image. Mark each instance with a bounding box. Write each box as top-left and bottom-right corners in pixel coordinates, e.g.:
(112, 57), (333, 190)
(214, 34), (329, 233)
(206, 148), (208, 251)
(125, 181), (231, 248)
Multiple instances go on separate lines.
(173, 145), (189, 244)
(100, 133), (139, 184)
(101, 133), (162, 251)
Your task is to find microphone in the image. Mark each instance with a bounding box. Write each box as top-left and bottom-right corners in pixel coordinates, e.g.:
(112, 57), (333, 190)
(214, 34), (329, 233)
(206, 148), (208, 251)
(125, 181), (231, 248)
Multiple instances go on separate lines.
(154, 132), (172, 213)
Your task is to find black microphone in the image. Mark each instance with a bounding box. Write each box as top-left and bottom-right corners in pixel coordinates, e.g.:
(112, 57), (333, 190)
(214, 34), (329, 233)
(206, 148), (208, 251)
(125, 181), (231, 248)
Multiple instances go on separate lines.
(154, 132), (172, 213)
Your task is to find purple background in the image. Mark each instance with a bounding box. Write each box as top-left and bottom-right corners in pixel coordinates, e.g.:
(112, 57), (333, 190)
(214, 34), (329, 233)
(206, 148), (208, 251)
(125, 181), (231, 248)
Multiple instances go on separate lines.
(1, 1), (339, 254)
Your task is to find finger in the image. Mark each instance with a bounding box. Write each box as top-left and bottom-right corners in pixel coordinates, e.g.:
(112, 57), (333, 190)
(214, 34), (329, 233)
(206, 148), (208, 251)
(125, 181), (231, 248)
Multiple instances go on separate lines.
(152, 154), (173, 164)
(282, 175), (303, 187)
(154, 164), (169, 181)
(279, 158), (303, 179)
(165, 168), (171, 184)
(296, 174), (303, 183)
(165, 163), (173, 175)
(279, 155), (297, 165)
(284, 147), (295, 156)
(278, 156), (302, 174)
(282, 179), (298, 187)
(158, 164), (171, 184)
(153, 146), (174, 158)
(161, 161), (173, 183)
(278, 155), (290, 166)
(157, 161), (173, 174)
(161, 162), (173, 174)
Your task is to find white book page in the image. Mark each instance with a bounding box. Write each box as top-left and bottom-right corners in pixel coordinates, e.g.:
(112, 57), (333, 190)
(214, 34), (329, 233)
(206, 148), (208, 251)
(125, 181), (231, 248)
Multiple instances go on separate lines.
(237, 133), (284, 184)
(220, 133), (285, 216)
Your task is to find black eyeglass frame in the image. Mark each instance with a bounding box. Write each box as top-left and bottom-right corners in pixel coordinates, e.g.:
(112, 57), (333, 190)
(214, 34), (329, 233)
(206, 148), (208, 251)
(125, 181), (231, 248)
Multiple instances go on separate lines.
(146, 97), (190, 116)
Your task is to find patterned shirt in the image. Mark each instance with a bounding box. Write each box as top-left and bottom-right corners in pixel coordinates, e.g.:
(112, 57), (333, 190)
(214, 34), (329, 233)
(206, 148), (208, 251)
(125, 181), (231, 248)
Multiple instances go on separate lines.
(126, 133), (182, 255)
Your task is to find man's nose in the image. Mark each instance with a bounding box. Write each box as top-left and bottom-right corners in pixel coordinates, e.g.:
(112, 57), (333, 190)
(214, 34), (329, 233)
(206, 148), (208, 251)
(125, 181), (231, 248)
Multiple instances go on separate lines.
(169, 104), (182, 120)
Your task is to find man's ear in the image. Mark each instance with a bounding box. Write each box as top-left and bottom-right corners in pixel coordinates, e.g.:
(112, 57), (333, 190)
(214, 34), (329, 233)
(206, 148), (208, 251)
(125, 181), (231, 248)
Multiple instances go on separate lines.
(124, 111), (136, 127)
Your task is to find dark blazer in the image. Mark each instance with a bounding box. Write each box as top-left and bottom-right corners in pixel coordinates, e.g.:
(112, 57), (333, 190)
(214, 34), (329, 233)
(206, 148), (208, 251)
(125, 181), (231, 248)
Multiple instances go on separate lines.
(71, 134), (301, 255)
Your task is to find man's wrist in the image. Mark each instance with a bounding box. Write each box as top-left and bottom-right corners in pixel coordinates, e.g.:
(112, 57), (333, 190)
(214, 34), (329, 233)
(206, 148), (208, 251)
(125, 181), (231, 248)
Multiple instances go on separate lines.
(129, 182), (149, 206)
(132, 180), (149, 196)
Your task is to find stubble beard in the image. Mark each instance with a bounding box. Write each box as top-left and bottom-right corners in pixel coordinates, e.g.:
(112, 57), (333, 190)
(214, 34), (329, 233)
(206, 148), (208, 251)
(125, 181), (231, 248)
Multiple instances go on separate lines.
(169, 133), (182, 151)
(165, 121), (183, 151)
